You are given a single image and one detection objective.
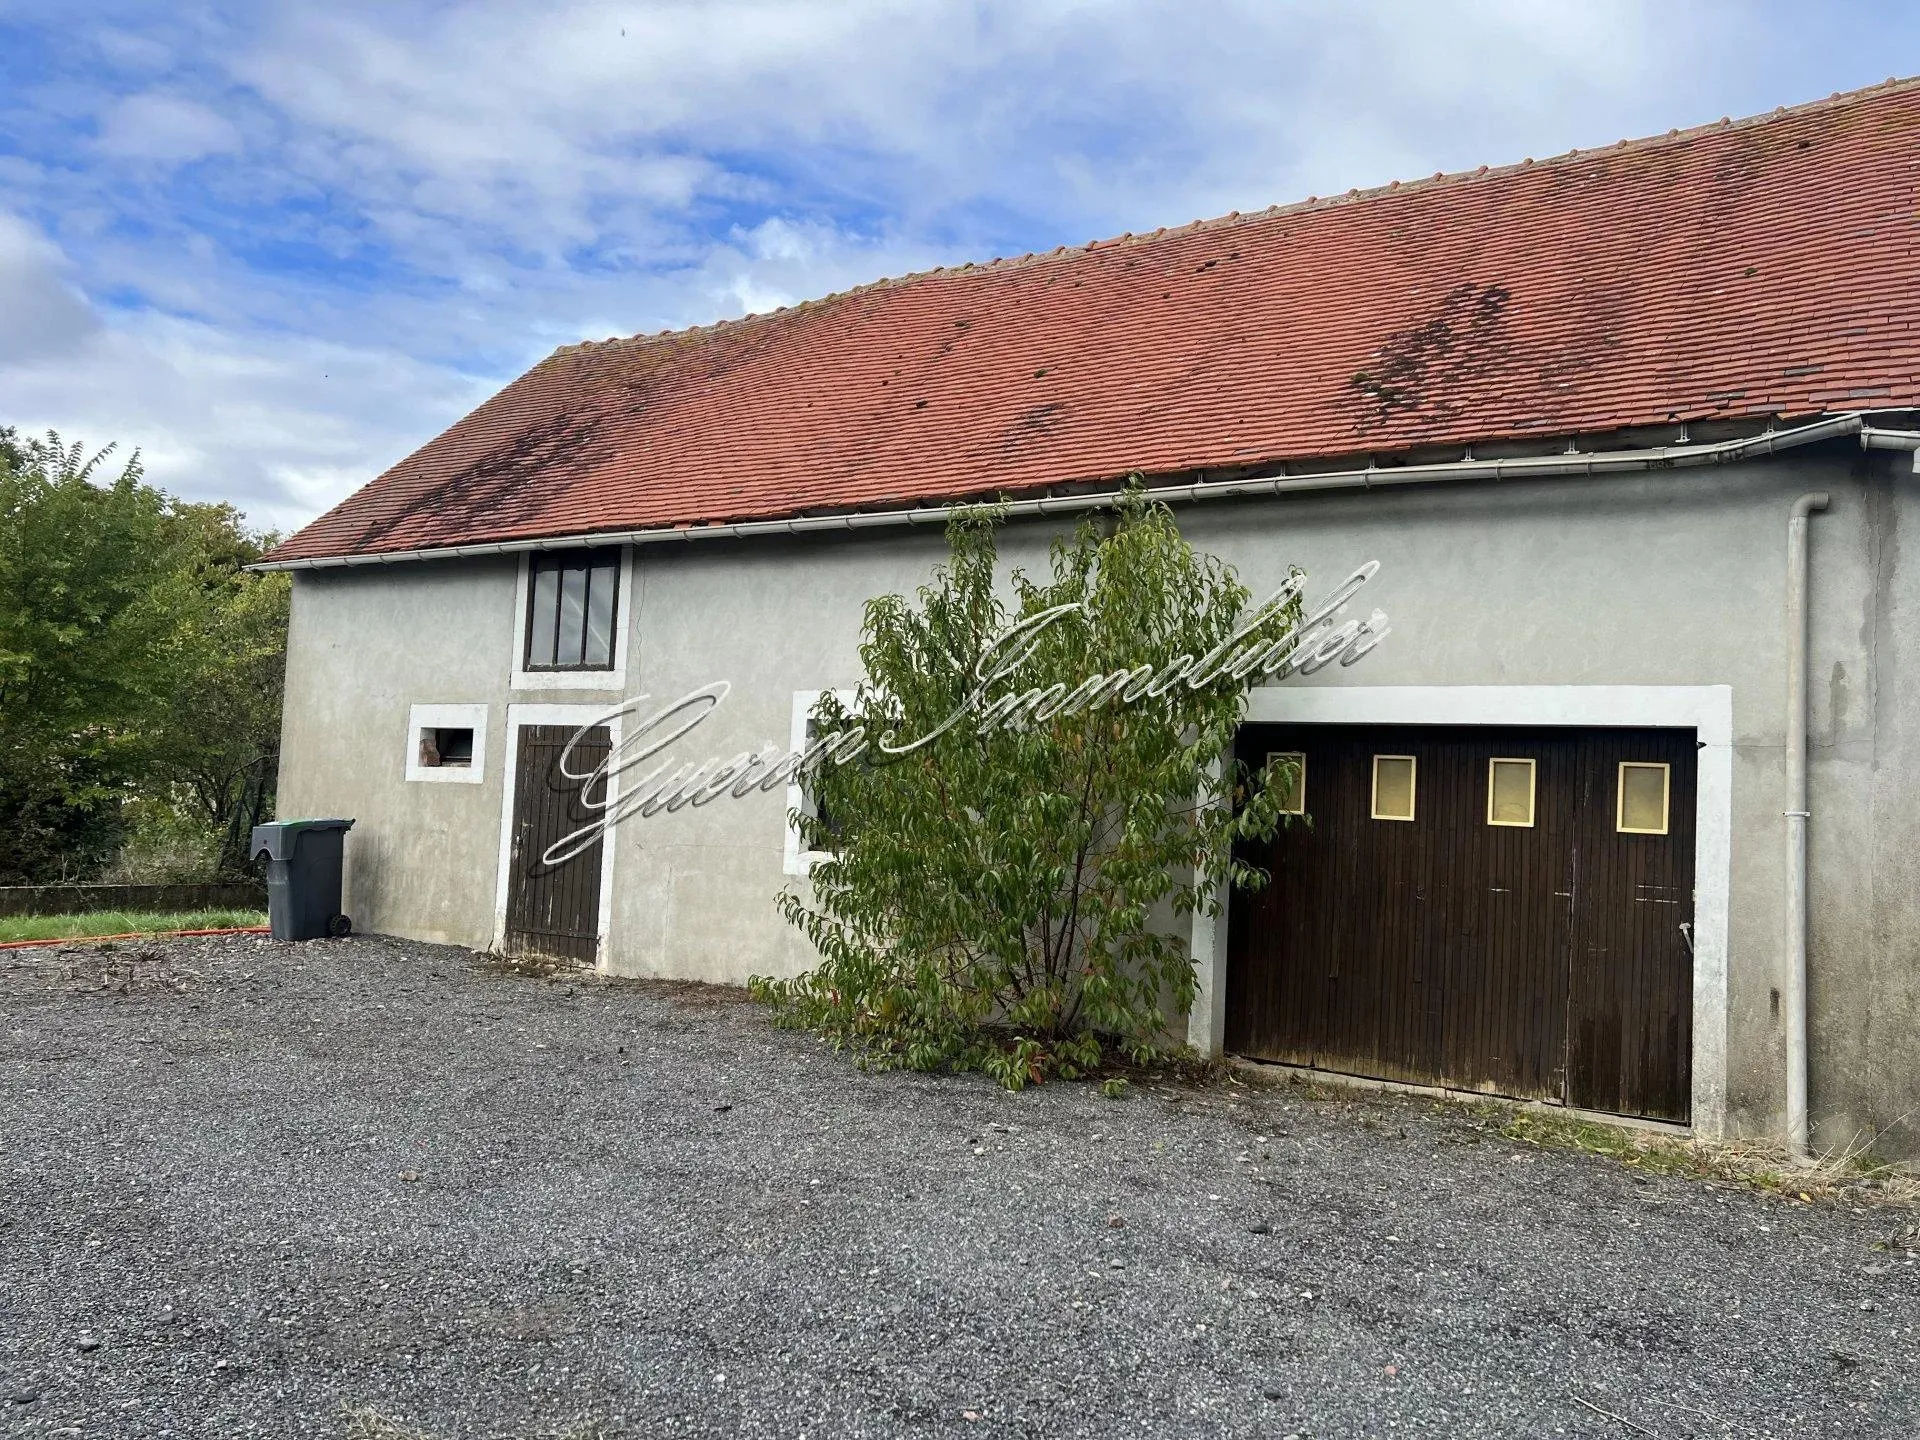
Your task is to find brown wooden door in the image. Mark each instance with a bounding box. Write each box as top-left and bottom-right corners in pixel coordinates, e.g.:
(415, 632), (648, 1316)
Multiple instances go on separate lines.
(1564, 730), (1697, 1119)
(504, 724), (610, 965)
(1226, 723), (1694, 1122)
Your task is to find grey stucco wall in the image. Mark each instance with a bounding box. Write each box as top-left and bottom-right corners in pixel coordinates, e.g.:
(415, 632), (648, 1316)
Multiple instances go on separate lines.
(277, 443), (1920, 1159)
(279, 554), (518, 951)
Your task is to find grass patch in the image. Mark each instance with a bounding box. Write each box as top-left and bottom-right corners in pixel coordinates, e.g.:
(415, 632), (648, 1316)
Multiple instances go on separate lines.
(1495, 1108), (1707, 1178)
(0, 908), (266, 944)
(1220, 1063), (1917, 1209)
(1485, 1104), (1920, 1206)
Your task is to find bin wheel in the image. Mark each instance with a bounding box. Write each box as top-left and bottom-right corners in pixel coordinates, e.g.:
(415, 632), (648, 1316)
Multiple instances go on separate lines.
(326, 914), (353, 938)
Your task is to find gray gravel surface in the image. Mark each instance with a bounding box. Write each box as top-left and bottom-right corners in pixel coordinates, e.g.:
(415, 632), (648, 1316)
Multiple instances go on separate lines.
(1, 934), (1915, 1440)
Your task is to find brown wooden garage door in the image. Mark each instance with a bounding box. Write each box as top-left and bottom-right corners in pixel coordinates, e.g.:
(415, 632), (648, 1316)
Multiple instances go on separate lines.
(1226, 724), (1696, 1122)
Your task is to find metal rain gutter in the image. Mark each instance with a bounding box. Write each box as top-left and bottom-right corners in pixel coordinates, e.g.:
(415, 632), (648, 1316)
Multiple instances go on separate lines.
(1859, 424), (1920, 471)
(252, 411), (1903, 572)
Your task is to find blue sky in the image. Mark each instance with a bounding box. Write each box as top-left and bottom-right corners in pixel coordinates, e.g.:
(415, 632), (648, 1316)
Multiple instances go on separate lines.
(1, 0), (1911, 534)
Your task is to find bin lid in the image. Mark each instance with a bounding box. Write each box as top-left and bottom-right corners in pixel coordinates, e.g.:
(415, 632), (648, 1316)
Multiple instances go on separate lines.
(250, 818), (355, 861)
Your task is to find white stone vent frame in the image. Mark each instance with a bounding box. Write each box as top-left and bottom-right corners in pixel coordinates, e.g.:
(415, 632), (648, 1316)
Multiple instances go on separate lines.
(784, 688), (858, 877)
(404, 702), (489, 784)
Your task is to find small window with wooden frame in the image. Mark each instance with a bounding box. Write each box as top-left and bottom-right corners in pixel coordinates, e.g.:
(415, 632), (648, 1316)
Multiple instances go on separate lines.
(524, 548), (621, 672)
(1486, 757), (1536, 827)
(1266, 751), (1306, 815)
(1370, 754), (1416, 821)
(1616, 761), (1671, 835)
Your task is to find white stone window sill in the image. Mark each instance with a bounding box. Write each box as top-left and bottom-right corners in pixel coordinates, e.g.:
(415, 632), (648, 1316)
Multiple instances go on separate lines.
(510, 669), (626, 692)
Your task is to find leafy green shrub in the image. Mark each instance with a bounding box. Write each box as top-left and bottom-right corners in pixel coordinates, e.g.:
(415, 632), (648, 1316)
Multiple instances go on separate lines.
(100, 790), (223, 884)
(0, 742), (127, 883)
(753, 491), (1305, 1087)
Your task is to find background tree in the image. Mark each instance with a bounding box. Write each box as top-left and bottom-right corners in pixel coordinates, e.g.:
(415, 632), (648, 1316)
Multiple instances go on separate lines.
(0, 427), (289, 883)
(138, 501), (290, 877)
(0, 429), (181, 879)
(755, 491), (1303, 1088)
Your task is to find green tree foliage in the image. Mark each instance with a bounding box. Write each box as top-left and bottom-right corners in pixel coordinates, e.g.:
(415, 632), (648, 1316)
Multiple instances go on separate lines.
(754, 491), (1303, 1088)
(142, 501), (291, 875)
(0, 427), (289, 882)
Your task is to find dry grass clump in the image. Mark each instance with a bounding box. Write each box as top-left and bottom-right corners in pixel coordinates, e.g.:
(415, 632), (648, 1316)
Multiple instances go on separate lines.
(476, 949), (593, 981)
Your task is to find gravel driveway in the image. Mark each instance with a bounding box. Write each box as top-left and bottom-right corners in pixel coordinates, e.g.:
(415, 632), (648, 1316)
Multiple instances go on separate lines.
(1, 934), (1915, 1439)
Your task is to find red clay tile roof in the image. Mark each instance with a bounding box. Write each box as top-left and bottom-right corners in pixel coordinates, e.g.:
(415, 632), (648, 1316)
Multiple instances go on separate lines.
(268, 79), (1920, 564)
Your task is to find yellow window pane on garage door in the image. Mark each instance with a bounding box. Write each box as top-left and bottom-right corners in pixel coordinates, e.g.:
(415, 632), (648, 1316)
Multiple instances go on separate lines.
(1371, 755), (1416, 821)
(1267, 751), (1306, 814)
(1487, 757), (1536, 827)
(1618, 761), (1671, 834)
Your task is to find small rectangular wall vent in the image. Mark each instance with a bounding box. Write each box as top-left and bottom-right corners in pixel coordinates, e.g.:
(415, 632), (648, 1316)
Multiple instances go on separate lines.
(420, 727), (475, 768)
(406, 703), (489, 784)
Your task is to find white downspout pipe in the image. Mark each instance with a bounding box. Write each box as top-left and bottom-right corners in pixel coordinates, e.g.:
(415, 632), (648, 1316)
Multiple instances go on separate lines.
(1784, 491), (1829, 1158)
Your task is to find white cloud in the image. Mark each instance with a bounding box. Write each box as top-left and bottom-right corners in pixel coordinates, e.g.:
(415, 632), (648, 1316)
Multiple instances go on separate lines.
(95, 91), (244, 163)
(686, 216), (943, 321)
(0, 212), (102, 366)
(0, 214), (488, 532)
(85, 25), (176, 74)
(221, 0), (1696, 262)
